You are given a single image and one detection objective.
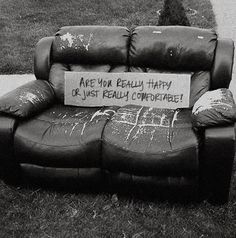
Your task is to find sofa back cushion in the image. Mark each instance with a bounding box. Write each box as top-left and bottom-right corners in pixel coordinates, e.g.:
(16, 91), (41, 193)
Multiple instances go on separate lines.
(128, 67), (210, 108)
(49, 25), (214, 105)
(52, 26), (129, 65)
(49, 63), (209, 106)
(129, 26), (217, 71)
(49, 63), (128, 103)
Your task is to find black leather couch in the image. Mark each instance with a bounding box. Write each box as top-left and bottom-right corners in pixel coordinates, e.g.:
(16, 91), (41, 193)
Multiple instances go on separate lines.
(0, 26), (235, 204)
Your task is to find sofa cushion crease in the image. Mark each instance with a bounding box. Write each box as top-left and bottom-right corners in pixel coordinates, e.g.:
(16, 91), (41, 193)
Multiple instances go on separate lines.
(14, 104), (118, 168)
(102, 105), (199, 176)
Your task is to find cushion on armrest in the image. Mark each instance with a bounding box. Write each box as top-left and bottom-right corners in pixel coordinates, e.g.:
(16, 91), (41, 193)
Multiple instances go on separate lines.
(0, 80), (55, 118)
(192, 88), (236, 127)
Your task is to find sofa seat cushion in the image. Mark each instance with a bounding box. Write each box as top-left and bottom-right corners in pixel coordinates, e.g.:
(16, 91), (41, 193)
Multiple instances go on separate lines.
(102, 105), (199, 176)
(14, 104), (118, 168)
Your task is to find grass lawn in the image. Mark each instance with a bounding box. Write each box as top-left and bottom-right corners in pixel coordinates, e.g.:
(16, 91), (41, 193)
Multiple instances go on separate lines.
(183, 0), (216, 28)
(0, 0), (216, 75)
(1, 0), (235, 237)
(0, 175), (236, 237)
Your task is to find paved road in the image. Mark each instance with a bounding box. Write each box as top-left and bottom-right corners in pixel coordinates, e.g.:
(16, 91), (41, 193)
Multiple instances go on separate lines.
(210, 0), (236, 97)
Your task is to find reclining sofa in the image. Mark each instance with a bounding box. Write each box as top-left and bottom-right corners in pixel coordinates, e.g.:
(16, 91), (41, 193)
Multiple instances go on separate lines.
(0, 25), (235, 204)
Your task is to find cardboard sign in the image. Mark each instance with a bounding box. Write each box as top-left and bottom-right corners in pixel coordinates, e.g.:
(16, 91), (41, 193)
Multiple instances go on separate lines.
(64, 72), (191, 109)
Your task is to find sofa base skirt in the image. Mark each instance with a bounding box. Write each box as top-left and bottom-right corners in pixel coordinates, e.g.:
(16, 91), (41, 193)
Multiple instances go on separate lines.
(16, 163), (199, 202)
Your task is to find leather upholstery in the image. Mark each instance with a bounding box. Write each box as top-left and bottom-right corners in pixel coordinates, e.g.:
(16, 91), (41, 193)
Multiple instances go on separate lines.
(20, 163), (198, 197)
(129, 68), (211, 108)
(0, 80), (55, 118)
(49, 63), (128, 103)
(129, 26), (217, 71)
(0, 25), (234, 203)
(20, 164), (103, 188)
(34, 37), (54, 80)
(52, 26), (129, 65)
(199, 125), (235, 204)
(103, 105), (199, 176)
(49, 63), (70, 103)
(189, 71), (210, 107)
(14, 104), (118, 167)
(211, 39), (235, 90)
(0, 116), (20, 182)
(192, 89), (236, 127)
(0, 116), (17, 163)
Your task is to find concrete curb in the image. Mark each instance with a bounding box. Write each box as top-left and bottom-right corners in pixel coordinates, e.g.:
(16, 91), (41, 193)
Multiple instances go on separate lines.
(0, 74), (35, 97)
(210, 0), (236, 98)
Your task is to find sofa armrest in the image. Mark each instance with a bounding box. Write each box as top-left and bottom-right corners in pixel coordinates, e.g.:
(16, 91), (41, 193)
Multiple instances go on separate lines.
(211, 38), (234, 90)
(199, 124), (235, 204)
(0, 116), (21, 183)
(34, 36), (55, 80)
(0, 80), (55, 119)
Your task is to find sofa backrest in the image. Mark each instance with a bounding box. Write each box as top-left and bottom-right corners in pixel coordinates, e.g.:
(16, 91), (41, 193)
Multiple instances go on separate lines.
(48, 26), (129, 102)
(129, 26), (217, 71)
(52, 26), (129, 66)
(127, 26), (218, 107)
(34, 25), (234, 106)
(51, 25), (218, 71)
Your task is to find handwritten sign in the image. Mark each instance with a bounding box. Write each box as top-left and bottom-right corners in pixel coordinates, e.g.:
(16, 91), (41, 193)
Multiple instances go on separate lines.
(64, 72), (191, 109)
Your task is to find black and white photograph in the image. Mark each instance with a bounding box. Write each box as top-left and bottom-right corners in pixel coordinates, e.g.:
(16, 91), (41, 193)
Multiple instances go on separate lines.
(0, 0), (235, 237)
